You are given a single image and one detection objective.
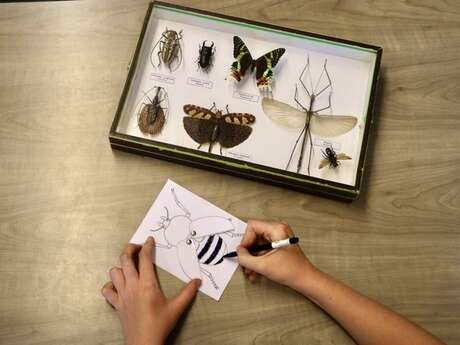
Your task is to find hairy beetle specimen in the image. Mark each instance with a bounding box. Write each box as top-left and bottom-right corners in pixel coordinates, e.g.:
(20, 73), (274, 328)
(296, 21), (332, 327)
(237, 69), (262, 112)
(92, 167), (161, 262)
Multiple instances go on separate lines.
(196, 40), (215, 72)
(137, 86), (169, 136)
(150, 28), (183, 72)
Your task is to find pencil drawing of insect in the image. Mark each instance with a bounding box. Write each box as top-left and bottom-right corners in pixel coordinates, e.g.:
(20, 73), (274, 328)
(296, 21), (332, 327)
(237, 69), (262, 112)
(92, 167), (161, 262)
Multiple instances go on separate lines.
(228, 36), (285, 92)
(150, 188), (240, 290)
(137, 86), (169, 136)
(182, 103), (256, 155)
(262, 57), (358, 175)
(196, 40), (215, 72)
(150, 28), (183, 72)
(319, 147), (351, 169)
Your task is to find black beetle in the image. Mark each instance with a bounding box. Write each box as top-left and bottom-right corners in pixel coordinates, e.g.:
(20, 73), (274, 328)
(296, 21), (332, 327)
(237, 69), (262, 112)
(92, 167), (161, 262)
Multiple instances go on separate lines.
(197, 40), (215, 71)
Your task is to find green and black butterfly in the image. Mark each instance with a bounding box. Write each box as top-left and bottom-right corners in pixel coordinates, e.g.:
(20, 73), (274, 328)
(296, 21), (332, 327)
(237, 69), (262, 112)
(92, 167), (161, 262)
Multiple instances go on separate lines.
(183, 103), (256, 155)
(228, 36), (285, 91)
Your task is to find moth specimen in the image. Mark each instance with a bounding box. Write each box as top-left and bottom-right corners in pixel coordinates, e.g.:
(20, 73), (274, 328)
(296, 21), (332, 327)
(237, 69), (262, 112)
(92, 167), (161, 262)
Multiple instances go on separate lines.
(228, 36), (285, 91)
(150, 28), (183, 72)
(262, 57), (357, 175)
(319, 147), (351, 169)
(196, 40), (215, 72)
(182, 103), (255, 155)
(137, 86), (169, 136)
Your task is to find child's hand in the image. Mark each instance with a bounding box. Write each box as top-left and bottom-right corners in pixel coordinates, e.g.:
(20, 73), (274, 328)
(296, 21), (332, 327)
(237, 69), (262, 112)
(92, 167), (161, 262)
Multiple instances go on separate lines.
(237, 220), (316, 291)
(101, 237), (201, 345)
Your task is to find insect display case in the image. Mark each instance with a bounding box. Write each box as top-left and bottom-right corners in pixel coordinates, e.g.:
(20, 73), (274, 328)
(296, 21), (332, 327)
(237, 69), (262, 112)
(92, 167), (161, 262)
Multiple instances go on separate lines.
(109, 1), (382, 201)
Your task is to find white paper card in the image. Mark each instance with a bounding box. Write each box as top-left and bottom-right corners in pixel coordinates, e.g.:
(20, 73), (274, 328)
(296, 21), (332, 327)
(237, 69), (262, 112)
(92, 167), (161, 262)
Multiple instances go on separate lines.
(130, 180), (246, 300)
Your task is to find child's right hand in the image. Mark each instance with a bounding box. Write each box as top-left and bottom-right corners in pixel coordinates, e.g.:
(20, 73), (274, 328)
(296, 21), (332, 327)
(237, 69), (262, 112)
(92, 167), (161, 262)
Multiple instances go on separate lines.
(237, 220), (317, 291)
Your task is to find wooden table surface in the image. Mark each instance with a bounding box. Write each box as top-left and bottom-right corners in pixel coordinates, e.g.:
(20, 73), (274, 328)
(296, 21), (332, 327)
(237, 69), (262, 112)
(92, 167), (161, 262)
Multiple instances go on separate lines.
(1, 1), (459, 344)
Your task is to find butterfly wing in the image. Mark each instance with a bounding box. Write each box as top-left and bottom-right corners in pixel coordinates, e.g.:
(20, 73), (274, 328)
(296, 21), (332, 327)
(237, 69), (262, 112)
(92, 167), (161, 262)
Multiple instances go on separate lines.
(310, 114), (357, 137)
(183, 104), (217, 144)
(255, 48), (285, 90)
(228, 36), (253, 82)
(261, 97), (306, 129)
(218, 113), (255, 148)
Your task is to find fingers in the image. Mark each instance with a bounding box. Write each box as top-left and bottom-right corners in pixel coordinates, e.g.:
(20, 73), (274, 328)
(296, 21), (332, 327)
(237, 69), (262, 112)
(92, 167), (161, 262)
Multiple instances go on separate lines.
(110, 267), (125, 291)
(120, 243), (141, 281)
(170, 279), (201, 316)
(241, 220), (293, 248)
(139, 236), (158, 288)
(236, 246), (265, 273)
(101, 281), (119, 309)
(242, 267), (258, 283)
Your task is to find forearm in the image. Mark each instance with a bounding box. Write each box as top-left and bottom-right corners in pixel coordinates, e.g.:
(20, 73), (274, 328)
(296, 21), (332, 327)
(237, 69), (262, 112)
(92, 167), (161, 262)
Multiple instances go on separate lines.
(293, 268), (444, 345)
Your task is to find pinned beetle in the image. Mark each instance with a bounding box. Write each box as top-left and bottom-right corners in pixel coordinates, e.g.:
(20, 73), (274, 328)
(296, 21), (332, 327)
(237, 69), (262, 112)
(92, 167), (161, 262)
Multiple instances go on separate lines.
(196, 40), (215, 72)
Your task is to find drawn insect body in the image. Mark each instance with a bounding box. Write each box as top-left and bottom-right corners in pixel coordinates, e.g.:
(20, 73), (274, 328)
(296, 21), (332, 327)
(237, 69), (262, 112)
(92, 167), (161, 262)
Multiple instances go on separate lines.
(150, 189), (238, 290)
(262, 57), (358, 175)
(228, 36), (285, 92)
(137, 86), (169, 136)
(150, 28), (183, 72)
(197, 40), (215, 71)
(182, 103), (256, 155)
(319, 147), (351, 169)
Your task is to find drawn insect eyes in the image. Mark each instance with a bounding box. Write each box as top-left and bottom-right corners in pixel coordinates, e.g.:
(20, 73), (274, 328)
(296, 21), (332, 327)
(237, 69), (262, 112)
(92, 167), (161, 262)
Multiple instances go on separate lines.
(186, 239), (192, 245)
(191, 230), (197, 236)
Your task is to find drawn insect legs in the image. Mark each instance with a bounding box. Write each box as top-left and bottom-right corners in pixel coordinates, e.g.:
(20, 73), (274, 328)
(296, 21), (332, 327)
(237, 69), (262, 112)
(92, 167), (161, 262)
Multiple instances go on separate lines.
(150, 188), (239, 290)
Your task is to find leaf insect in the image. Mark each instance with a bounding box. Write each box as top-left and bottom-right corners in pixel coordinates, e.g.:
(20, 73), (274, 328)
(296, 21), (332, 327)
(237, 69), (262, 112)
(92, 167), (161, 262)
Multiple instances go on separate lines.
(228, 36), (285, 92)
(196, 40), (216, 72)
(319, 147), (351, 169)
(151, 188), (241, 290)
(137, 86), (169, 136)
(150, 28), (183, 72)
(182, 103), (255, 155)
(262, 57), (358, 175)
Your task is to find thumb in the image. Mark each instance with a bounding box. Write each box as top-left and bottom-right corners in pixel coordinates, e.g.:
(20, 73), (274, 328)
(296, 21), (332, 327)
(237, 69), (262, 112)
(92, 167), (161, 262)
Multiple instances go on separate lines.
(237, 246), (264, 272)
(170, 279), (201, 315)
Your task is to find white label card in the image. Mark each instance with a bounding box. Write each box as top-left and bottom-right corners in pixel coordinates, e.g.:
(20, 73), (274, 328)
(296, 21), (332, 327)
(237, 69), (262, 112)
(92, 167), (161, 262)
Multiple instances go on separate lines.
(130, 180), (246, 301)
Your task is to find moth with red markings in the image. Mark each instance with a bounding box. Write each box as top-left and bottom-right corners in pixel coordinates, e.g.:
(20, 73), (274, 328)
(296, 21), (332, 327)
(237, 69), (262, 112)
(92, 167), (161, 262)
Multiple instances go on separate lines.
(182, 103), (256, 155)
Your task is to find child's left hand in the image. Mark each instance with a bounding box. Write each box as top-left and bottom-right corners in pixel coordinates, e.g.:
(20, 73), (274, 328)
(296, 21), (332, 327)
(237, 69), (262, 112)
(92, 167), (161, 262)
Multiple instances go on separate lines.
(101, 237), (201, 345)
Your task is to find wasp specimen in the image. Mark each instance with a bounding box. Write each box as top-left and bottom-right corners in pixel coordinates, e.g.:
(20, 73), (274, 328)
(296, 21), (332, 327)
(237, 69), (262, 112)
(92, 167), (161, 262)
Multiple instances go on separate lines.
(228, 36), (285, 92)
(137, 86), (169, 136)
(319, 147), (351, 169)
(262, 57), (358, 175)
(182, 103), (255, 155)
(196, 40), (215, 72)
(150, 28), (183, 72)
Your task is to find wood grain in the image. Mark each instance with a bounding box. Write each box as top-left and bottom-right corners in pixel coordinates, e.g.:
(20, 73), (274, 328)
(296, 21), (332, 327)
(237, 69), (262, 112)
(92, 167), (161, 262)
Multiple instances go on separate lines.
(0, 1), (459, 344)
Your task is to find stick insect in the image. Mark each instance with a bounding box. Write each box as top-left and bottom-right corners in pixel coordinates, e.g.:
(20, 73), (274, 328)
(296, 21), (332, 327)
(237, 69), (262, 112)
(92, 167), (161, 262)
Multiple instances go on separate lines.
(262, 57), (358, 175)
(150, 188), (240, 290)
